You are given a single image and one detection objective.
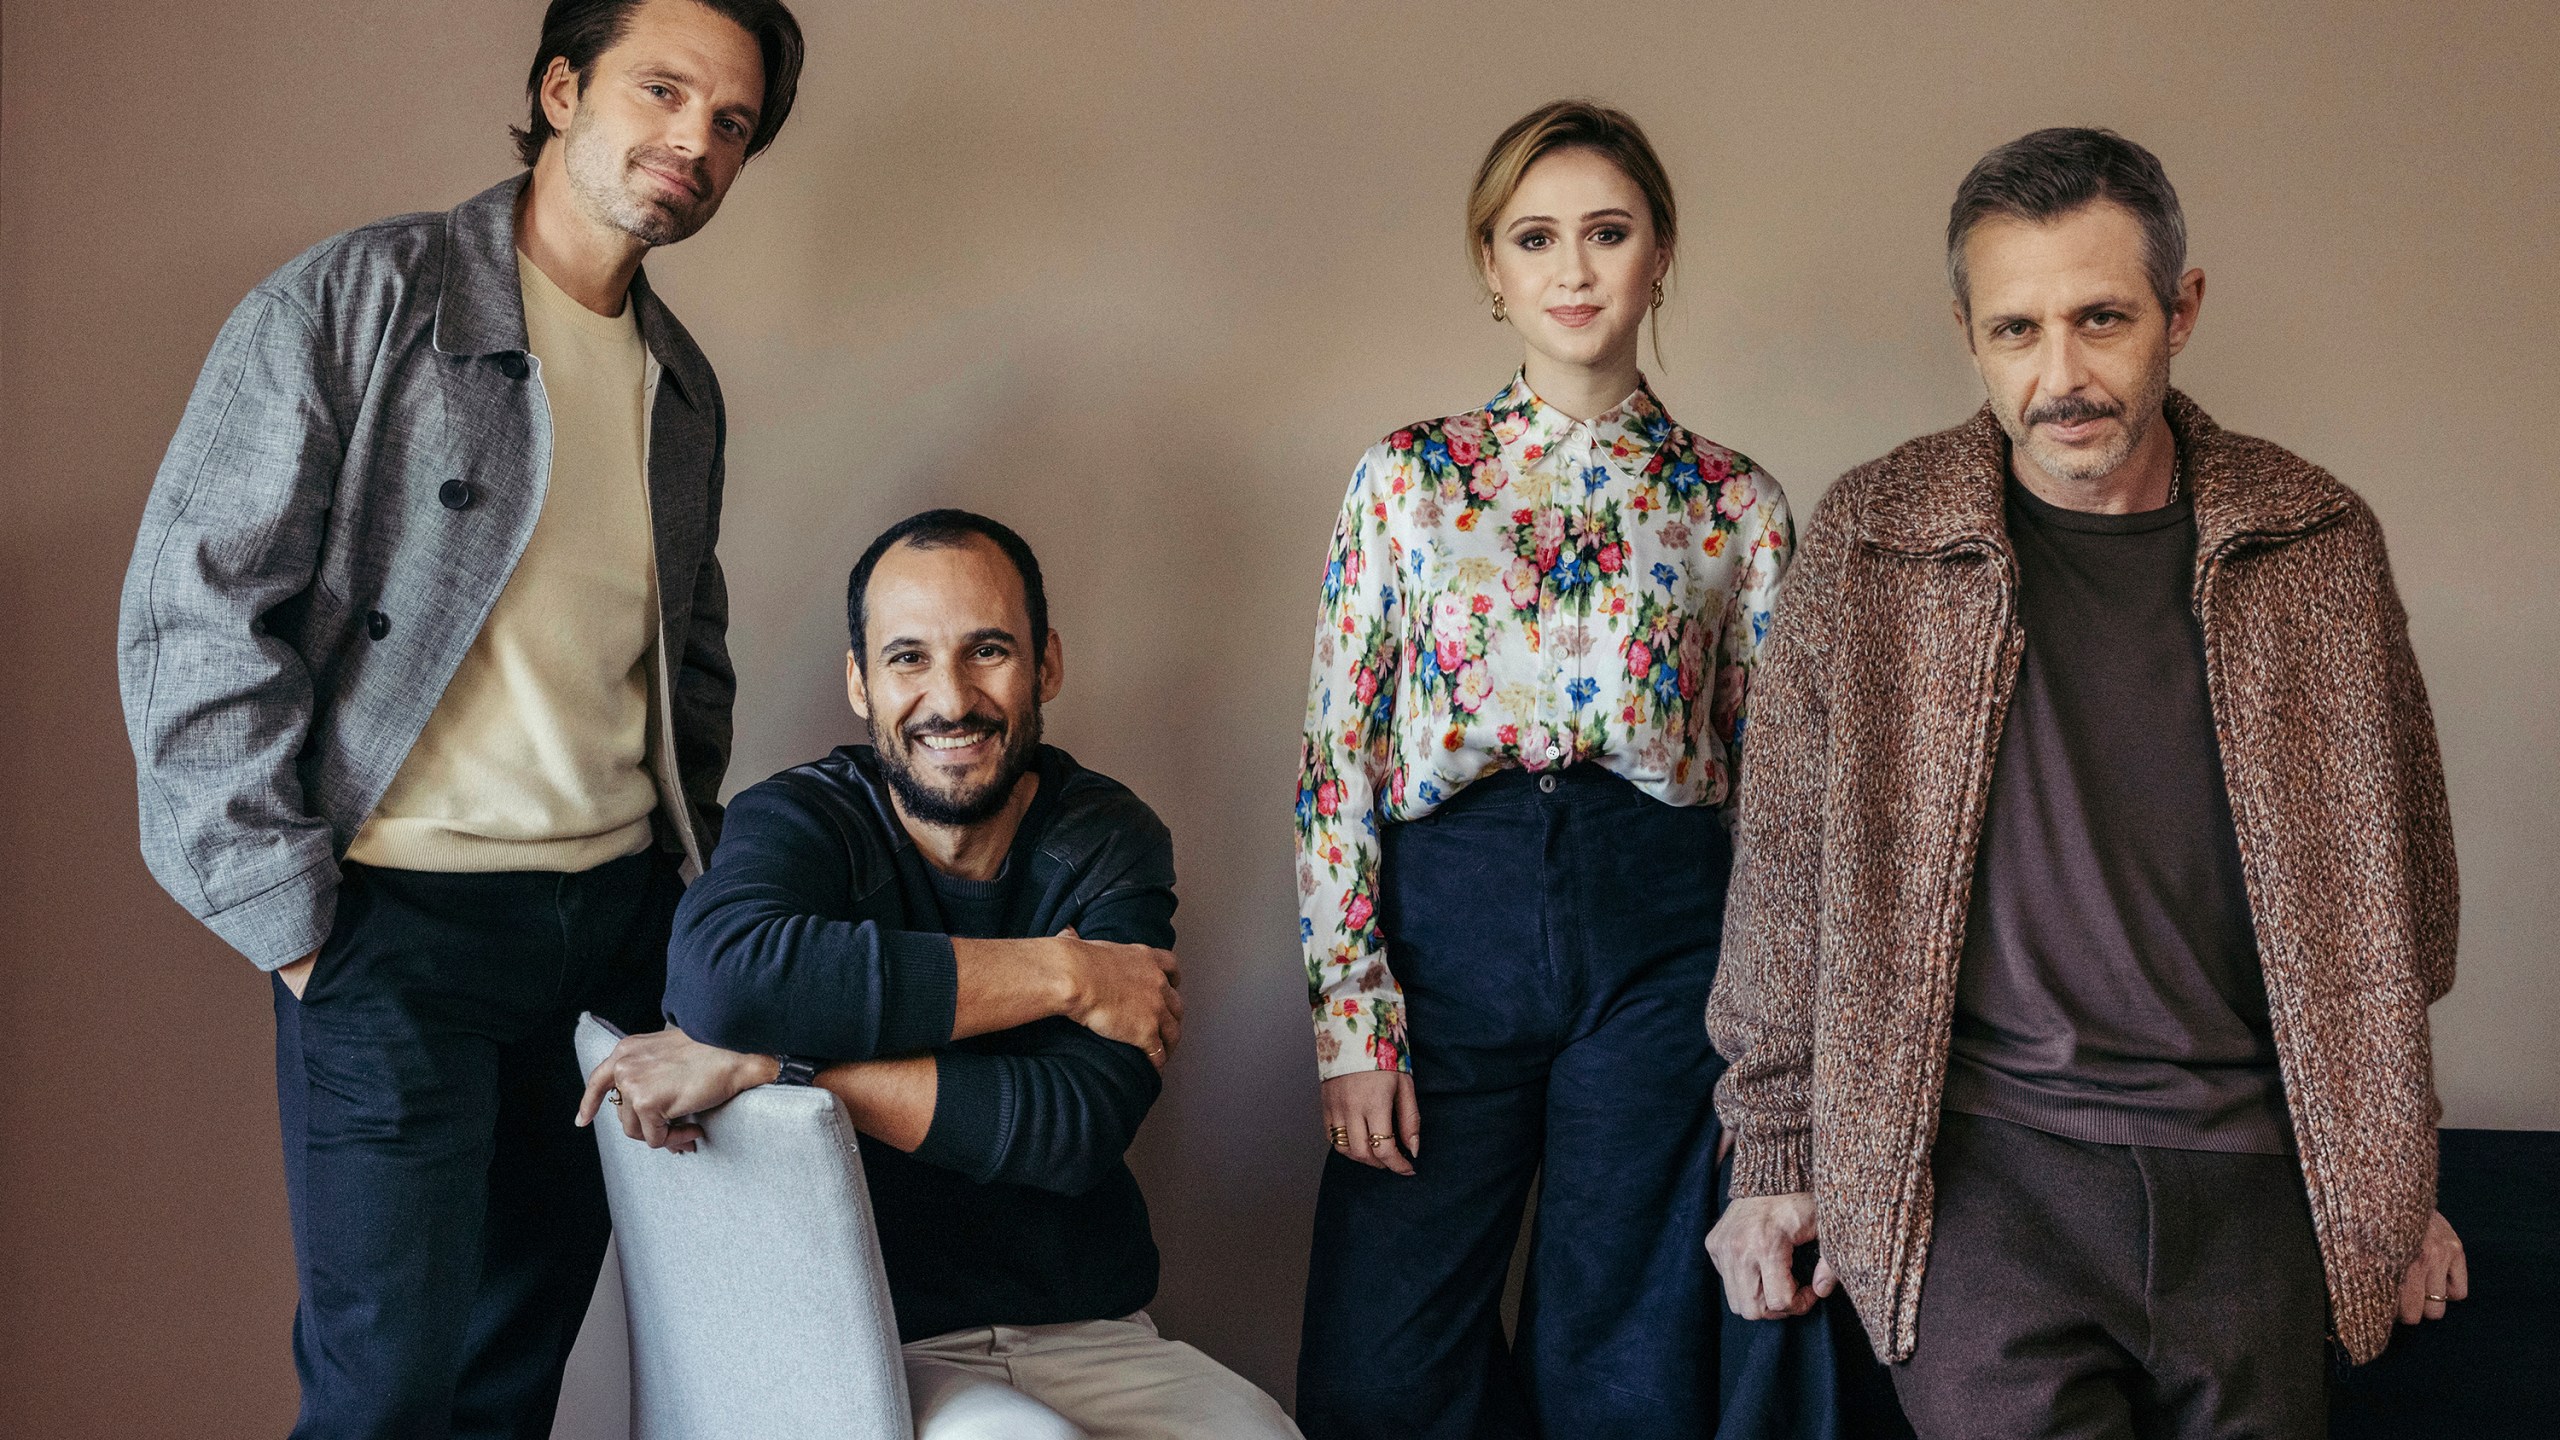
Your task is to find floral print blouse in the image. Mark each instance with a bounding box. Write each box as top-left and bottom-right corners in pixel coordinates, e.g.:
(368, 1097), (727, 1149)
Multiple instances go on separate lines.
(1295, 372), (1794, 1079)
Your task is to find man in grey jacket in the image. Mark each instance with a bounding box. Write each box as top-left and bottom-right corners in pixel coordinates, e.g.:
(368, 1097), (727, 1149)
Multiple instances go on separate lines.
(118, 2), (801, 1434)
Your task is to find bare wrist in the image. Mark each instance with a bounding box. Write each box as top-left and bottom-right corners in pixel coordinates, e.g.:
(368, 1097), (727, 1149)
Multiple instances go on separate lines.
(1046, 936), (1089, 1020)
(736, 1052), (782, 1089)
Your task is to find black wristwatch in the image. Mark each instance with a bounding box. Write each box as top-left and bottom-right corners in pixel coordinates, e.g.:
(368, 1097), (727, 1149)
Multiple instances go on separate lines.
(771, 1054), (820, 1087)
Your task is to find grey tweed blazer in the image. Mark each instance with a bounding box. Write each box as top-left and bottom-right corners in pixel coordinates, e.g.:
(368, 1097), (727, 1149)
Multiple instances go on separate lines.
(118, 175), (735, 969)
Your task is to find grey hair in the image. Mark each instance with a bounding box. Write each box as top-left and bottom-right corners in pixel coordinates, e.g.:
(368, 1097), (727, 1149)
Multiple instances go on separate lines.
(1947, 127), (2188, 318)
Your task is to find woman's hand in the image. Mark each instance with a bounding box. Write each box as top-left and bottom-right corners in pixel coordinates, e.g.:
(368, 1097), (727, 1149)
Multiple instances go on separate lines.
(2397, 1209), (2469, 1324)
(576, 1024), (778, 1153)
(1321, 1069), (1421, 1175)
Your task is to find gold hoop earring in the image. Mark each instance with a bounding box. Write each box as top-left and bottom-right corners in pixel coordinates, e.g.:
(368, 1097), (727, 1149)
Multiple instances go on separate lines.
(1650, 278), (1665, 312)
(1491, 294), (1508, 324)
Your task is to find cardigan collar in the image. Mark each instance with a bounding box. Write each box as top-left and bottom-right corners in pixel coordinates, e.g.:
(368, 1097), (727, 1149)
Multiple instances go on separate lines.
(1856, 388), (2351, 557)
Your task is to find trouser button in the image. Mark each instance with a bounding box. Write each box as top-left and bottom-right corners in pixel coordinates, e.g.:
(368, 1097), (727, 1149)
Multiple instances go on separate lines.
(1537, 775), (1558, 794)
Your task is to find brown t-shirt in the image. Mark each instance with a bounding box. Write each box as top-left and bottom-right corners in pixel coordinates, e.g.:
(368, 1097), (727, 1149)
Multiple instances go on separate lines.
(1941, 477), (2292, 1155)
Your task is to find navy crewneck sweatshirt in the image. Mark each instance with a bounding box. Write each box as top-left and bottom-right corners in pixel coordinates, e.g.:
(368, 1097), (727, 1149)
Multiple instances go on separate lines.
(664, 745), (1172, 1341)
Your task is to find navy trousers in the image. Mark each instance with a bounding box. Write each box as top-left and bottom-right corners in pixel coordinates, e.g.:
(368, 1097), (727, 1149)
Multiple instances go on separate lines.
(273, 852), (675, 1440)
(1297, 766), (1736, 1437)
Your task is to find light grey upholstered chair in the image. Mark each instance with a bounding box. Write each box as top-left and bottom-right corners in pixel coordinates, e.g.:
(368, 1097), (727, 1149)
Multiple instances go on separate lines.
(575, 1014), (915, 1439)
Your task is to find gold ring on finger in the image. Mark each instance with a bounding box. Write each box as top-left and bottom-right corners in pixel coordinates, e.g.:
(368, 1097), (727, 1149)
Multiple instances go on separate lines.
(1329, 1125), (1349, 1147)
(1368, 1133), (1390, 1149)
(607, 1090), (623, 1106)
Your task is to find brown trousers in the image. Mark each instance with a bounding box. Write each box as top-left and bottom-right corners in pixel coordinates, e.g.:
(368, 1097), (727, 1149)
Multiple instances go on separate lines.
(1890, 1111), (2329, 1440)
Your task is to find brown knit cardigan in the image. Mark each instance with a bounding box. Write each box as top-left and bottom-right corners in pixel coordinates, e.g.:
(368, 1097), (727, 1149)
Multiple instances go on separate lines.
(1708, 390), (2457, 1365)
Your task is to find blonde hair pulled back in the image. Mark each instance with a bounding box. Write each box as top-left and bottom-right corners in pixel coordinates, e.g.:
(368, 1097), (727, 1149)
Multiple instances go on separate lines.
(1466, 99), (1679, 299)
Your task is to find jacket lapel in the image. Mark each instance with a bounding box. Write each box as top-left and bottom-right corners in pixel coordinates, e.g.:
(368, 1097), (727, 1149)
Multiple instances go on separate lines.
(430, 176), (533, 359)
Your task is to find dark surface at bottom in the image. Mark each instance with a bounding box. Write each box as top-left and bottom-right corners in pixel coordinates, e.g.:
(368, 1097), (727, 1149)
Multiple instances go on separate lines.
(2328, 1127), (2560, 1438)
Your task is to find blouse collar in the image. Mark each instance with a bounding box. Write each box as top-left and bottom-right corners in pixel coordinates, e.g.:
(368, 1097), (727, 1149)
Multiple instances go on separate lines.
(1486, 369), (1673, 459)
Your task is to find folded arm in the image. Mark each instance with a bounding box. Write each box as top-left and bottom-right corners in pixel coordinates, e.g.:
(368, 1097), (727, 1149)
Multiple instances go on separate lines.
(609, 837), (1175, 1194)
(664, 780), (1180, 1062)
(582, 1020), (1154, 1199)
(904, 866), (1177, 1193)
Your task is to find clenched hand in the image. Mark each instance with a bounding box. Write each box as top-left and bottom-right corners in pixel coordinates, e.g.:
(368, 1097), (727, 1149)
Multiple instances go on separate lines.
(2397, 1209), (2469, 1325)
(1707, 1191), (1836, 1320)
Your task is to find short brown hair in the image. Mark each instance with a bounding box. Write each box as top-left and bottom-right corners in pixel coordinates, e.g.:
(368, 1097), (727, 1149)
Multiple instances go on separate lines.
(1947, 127), (2187, 318)
(1466, 99), (1678, 295)
(508, 0), (805, 168)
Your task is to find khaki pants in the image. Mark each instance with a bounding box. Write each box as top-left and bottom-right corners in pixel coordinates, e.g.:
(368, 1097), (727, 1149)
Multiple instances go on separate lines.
(906, 1311), (1301, 1440)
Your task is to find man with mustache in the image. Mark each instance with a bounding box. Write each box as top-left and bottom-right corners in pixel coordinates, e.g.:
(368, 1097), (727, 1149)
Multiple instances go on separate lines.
(582, 510), (1300, 1438)
(1704, 129), (2467, 1438)
(117, 2), (802, 1433)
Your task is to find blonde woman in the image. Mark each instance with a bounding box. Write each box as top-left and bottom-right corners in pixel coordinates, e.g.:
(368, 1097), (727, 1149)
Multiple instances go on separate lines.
(1291, 101), (1794, 1436)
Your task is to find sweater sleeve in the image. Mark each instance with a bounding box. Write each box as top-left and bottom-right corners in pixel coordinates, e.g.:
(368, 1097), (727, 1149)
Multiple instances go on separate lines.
(2354, 504), (2459, 1007)
(1295, 446), (1410, 1079)
(663, 778), (958, 1060)
(1707, 479), (1846, 1199)
(910, 820), (1175, 1194)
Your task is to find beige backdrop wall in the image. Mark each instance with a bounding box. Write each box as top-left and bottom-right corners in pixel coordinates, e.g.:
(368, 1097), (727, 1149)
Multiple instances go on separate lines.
(4, 0), (2552, 1433)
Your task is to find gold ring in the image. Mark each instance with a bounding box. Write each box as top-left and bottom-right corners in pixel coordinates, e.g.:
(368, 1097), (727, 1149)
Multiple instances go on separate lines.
(2426, 1293), (2448, 1303)
(607, 1090), (623, 1107)
(1368, 1133), (1391, 1149)
(1328, 1125), (1349, 1146)
(1147, 1044), (1165, 1058)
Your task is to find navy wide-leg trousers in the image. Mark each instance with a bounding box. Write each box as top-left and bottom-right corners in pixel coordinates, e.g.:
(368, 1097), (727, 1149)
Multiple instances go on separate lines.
(273, 852), (675, 1440)
(1296, 765), (1734, 1438)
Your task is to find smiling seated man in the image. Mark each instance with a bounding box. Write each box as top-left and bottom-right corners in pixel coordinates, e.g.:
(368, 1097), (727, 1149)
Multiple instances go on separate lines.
(582, 509), (1299, 1440)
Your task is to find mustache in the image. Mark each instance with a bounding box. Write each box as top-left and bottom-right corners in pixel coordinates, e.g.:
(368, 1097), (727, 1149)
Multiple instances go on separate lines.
(2025, 395), (2124, 427)
(901, 713), (1005, 742)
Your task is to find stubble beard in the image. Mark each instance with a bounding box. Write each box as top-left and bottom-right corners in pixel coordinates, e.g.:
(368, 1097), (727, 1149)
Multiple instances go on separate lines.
(561, 108), (712, 249)
(2000, 344), (2175, 486)
(877, 703), (1045, 829)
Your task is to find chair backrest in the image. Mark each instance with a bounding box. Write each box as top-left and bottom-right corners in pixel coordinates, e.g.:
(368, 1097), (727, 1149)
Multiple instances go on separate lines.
(575, 1014), (913, 1439)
